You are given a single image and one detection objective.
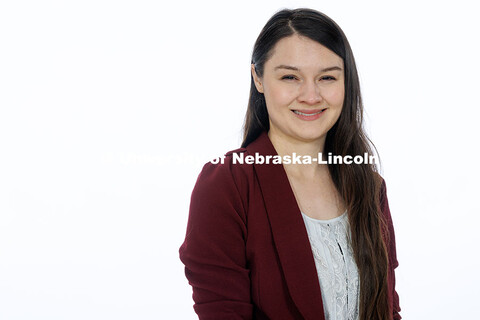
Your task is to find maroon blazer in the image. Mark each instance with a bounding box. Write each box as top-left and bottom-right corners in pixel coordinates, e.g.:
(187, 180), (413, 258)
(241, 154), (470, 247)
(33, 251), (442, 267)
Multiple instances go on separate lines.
(179, 131), (401, 319)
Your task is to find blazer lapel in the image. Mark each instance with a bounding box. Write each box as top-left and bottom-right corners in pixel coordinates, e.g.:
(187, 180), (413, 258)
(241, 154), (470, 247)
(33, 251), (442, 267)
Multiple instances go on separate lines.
(247, 132), (325, 320)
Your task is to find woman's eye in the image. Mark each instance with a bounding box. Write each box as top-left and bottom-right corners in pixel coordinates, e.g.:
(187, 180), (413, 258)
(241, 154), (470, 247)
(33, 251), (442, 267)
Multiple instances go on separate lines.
(320, 76), (336, 81)
(281, 75), (336, 81)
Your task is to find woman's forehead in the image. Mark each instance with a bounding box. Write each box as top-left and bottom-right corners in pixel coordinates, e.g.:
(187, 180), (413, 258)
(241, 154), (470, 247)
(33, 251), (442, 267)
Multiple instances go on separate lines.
(266, 35), (343, 70)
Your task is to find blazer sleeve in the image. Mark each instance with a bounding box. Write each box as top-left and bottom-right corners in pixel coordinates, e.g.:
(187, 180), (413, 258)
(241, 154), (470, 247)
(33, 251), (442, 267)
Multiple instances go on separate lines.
(179, 160), (252, 319)
(380, 179), (402, 320)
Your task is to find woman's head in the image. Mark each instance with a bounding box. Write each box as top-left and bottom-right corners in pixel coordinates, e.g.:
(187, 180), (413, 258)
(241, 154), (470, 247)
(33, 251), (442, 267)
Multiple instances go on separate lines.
(251, 34), (345, 145)
(242, 8), (362, 151)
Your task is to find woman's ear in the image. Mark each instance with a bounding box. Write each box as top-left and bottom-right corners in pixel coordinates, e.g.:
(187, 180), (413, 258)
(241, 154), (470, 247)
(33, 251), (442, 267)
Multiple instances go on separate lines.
(251, 64), (264, 93)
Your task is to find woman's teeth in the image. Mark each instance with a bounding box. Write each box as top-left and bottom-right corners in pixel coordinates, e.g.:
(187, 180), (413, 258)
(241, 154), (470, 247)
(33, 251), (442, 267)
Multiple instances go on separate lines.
(293, 110), (323, 116)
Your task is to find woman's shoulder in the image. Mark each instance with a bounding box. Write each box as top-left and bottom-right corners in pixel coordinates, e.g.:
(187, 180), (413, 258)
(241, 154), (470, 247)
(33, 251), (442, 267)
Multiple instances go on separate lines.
(371, 171), (387, 205)
(193, 146), (254, 197)
(199, 146), (251, 174)
(374, 173), (399, 268)
(375, 174), (388, 214)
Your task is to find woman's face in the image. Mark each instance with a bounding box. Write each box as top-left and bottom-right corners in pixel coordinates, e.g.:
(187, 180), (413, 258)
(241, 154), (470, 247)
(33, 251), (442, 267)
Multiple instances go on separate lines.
(252, 34), (345, 146)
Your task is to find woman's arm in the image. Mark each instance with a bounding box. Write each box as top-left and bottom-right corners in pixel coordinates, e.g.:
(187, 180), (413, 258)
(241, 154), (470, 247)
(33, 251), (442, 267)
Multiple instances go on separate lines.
(380, 179), (402, 320)
(179, 161), (253, 319)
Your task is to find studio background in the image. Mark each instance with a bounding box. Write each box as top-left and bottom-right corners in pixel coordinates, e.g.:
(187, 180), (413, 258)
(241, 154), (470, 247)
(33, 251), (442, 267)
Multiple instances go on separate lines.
(1, 0), (479, 319)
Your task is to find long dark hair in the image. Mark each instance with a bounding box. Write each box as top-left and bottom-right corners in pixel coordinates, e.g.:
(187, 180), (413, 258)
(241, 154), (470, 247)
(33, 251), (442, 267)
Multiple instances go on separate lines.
(242, 8), (391, 320)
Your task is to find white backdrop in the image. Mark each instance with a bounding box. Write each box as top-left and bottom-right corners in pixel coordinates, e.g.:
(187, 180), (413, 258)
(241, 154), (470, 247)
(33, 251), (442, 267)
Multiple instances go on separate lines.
(1, 0), (479, 319)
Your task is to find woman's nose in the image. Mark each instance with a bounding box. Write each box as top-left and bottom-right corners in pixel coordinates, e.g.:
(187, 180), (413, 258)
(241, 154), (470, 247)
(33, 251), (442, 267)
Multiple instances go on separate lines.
(298, 80), (322, 105)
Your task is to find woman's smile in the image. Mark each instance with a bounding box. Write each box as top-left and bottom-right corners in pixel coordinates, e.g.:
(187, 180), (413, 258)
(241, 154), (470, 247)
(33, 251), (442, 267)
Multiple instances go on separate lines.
(292, 108), (327, 121)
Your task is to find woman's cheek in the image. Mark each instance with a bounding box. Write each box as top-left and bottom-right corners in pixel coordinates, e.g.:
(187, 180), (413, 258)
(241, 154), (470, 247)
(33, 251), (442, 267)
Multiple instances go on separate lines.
(274, 86), (296, 105)
(325, 86), (345, 106)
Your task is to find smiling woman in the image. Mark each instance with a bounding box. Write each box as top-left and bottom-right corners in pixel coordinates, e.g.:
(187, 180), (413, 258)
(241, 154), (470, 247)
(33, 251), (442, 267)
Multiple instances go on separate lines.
(179, 8), (401, 320)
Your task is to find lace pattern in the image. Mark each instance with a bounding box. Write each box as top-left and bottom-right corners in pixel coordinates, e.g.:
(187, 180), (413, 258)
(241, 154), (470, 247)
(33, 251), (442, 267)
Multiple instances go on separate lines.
(301, 211), (359, 320)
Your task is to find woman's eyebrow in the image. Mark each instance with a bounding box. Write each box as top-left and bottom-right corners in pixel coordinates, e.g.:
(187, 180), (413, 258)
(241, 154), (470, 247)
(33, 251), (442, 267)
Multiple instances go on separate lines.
(274, 65), (343, 72)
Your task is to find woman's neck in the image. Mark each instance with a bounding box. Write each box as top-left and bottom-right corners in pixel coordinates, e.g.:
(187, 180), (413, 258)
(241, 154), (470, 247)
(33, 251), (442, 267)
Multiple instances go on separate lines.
(268, 130), (328, 179)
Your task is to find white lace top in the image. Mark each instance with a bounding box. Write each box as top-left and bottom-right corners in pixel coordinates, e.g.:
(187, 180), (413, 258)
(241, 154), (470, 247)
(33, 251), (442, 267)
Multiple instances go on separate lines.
(301, 211), (359, 320)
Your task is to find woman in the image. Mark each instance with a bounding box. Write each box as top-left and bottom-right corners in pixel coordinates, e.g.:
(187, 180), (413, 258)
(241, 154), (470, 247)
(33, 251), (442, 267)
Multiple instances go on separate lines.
(179, 8), (401, 320)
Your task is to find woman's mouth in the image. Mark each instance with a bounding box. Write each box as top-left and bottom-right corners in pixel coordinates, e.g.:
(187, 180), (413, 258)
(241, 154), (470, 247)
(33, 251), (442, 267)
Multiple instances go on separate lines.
(292, 108), (326, 121)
